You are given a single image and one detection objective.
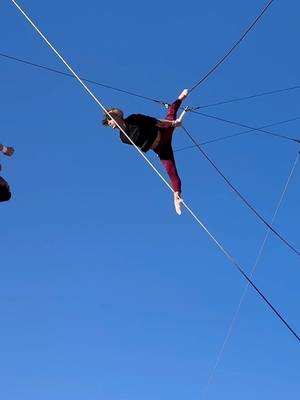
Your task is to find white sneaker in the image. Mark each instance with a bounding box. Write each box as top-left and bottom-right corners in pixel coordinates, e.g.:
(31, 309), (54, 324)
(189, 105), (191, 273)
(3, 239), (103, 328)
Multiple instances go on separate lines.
(178, 89), (188, 101)
(174, 194), (183, 215)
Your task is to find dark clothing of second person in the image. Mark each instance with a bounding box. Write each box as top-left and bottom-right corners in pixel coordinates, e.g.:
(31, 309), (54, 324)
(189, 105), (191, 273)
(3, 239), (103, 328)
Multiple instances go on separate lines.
(0, 175), (11, 202)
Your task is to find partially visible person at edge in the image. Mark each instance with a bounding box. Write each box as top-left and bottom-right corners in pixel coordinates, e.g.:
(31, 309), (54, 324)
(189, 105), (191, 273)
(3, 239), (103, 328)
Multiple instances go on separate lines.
(102, 89), (189, 215)
(0, 143), (14, 202)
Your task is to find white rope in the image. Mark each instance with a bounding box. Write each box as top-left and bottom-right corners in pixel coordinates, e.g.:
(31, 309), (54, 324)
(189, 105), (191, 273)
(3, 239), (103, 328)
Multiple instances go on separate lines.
(11, 0), (300, 344)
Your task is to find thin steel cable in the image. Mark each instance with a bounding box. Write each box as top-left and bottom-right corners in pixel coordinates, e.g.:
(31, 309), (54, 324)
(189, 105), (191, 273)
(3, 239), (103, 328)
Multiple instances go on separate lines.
(191, 109), (300, 144)
(193, 85), (300, 109)
(175, 116), (300, 153)
(0, 52), (163, 105)
(3, 51), (300, 113)
(11, 0), (300, 342)
(182, 126), (300, 258)
(202, 151), (300, 397)
(181, 198), (300, 342)
(189, 0), (275, 92)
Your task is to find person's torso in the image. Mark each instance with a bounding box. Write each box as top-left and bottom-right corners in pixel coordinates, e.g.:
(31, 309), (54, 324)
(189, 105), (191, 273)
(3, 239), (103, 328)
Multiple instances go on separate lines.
(120, 114), (158, 152)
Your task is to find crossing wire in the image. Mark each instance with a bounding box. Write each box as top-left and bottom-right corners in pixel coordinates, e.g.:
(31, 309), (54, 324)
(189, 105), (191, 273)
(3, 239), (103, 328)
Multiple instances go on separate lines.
(2, 51), (300, 112)
(202, 151), (300, 397)
(175, 116), (300, 152)
(190, 109), (300, 144)
(182, 126), (300, 258)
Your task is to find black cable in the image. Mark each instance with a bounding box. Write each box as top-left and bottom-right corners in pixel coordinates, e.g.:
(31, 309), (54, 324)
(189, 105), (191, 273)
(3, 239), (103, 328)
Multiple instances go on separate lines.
(221, 250), (300, 342)
(175, 116), (300, 152)
(189, 0), (275, 92)
(182, 125), (300, 258)
(193, 85), (300, 109)
(0, 52), (163, 105)
(3, 52), (300, 114)
(191, 109), (300, 144)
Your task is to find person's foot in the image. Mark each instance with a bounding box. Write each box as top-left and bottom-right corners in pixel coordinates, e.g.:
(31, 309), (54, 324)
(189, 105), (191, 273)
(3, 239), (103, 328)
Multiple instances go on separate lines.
(178, 89), (188, 101)
(174, 192), (182, 215)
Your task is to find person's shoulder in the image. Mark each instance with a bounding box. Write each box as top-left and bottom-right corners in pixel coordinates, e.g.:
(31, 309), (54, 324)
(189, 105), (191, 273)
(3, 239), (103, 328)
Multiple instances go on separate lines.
(127, 113), (147, 118)
(125, 113), (148, 122)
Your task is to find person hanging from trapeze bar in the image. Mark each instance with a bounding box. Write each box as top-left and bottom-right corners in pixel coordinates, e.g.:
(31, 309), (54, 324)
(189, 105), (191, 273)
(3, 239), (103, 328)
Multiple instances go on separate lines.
(0, 143), (14, 202)
(102, 89), (189, 215)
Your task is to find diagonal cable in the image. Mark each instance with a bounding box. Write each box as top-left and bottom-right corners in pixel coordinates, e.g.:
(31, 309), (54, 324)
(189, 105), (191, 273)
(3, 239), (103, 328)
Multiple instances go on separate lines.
(0, 52), (163, 105)
(193, 85), (300, 109)
(175, 116), (300, 153)
(182, 126), (300, 258)
(202, 151), (300, 397)
(2, 51), (300, 113)
(190, 0), (275, 92)
(191, 109), (300, 144)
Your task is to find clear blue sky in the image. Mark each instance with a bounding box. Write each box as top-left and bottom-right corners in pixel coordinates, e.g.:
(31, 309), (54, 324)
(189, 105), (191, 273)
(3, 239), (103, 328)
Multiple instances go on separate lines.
(1, 1), (300, 399)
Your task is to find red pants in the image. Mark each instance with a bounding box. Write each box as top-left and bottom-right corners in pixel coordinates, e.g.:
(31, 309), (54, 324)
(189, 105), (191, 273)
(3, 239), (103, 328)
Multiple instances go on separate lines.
(154, 99), (182, 193)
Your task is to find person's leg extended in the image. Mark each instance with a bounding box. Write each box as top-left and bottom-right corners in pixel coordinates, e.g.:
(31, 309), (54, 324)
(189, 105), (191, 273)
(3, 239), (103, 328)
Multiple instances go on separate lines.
(155, 144), (181, 192)
(154, 142), (182, 216)
(165, 99), (182, 121)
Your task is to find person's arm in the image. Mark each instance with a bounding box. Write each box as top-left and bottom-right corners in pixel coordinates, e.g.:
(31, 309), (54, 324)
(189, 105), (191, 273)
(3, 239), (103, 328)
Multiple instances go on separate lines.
(156, 107), (188, 129)
(156, 119), (180, 129)
(0, 144), (14, 156)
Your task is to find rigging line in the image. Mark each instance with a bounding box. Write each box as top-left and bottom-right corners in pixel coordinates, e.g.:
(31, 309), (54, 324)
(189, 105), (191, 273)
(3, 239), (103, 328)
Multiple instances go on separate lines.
(189, 0), (275, 92)
(202, 151), (300, 397)
(182, 125), (300, 258)
(194, 85), (300, 109)
(11, 0), (300, 343)
(191, 109), (300, 144)
(175, 116), (300, 153)
(3, 52), (300, 113)
(182, 198), (300, 343)
(0, 52), (163, 105)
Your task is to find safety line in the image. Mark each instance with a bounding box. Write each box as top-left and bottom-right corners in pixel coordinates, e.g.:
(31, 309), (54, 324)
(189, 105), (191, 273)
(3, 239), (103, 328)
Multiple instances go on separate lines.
(0, 52), (163, 105)
(181, 198), (300, 342)
(2, 51), (300, 112)
(175, 116), (300, 152)
(191, 109), (300, 144)
(189, 0), (275, 92)
(202, 151), (300, 396)
(1, 50), (299, 146)
(11, 0), (300, 342)
(182, 126), (300, 258)
(193, 85), (300, 109)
